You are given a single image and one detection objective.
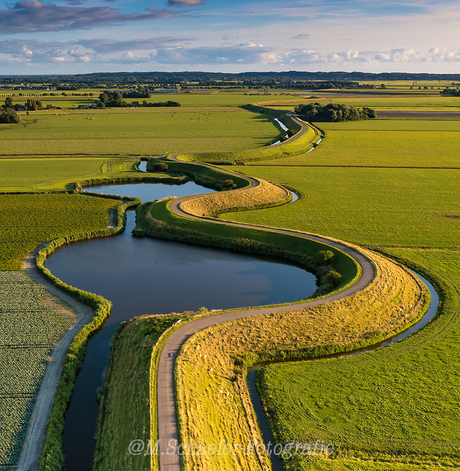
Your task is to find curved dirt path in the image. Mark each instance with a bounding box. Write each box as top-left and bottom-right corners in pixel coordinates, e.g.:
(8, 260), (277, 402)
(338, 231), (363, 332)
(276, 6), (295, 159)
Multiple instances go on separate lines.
(156, 172), (375, 470)
(18, 246), (95, 471)
(17, 205), (121, 471)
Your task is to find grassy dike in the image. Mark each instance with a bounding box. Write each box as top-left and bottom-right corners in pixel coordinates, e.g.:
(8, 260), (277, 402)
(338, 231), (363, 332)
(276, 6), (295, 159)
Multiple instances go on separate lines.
(37, 196), (140, 471)
(111, 162), (427, 471)
(94, 315), (181, 471)
(175, 247), (427, 471)
(257, 250), (459, 470)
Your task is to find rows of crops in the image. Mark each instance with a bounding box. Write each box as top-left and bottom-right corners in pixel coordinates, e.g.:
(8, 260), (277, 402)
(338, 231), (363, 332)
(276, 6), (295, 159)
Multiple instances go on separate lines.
(0, 271), (76, 467)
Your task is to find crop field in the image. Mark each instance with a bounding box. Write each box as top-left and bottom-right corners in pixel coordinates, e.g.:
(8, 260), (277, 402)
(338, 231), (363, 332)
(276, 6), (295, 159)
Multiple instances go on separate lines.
(175, 248), (427, 471)
(0, 193), (118, 270)
(0, 107), (282, 156)
(2, 87), (460, 471)
(0, 271), (76, 468)
(0, 157), (138, 191)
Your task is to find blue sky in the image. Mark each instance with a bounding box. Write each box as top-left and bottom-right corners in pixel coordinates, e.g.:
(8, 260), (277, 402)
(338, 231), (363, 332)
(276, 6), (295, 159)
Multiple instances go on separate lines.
(1, 0), (459, 74)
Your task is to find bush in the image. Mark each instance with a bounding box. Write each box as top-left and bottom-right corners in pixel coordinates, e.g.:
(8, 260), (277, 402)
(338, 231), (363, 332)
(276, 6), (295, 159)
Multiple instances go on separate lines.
(316, 250), (335, 265)
(325, 270), (343, 286)
(153, 162), (169, 172)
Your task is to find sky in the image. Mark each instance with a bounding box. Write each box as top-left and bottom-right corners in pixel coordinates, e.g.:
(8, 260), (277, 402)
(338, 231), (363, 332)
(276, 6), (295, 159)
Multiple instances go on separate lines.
(1, 0), (460, 75)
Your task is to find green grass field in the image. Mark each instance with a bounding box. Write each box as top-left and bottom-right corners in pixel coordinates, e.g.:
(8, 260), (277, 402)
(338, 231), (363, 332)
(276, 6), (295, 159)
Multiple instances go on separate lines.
(221, 166), (460, 249)
(258, 249), (460, 470)
(265, 93), (460, 112)
(0, 107), (282, 156)
(249, 120), (460, 167)
(0, 157), (139, 191)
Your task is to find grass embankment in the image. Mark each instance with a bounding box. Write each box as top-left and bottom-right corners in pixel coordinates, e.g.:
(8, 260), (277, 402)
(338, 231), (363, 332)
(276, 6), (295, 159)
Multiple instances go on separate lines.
(0, 272), (76, 469)
(179, 178), (290, 217)
(259, 250), (460, 470)
(94, 315), (180, 471)
(37, 196), (140, 471)
(250, 120), (460, 168)
(0, 107), (282, 156)
(175, 248), (428, 471)
(147, 159), (250, 190)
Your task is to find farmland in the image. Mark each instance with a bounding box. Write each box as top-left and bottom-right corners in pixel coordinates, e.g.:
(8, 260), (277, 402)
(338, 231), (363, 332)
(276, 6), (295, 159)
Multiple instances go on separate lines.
(258, 249), (460, 470)
(0, 157), (138, 191)
(221, 166), (460, 248)
(0, 193), (118, 270)
(0, 271), (76, 468)
(0, 107), (283, 156)
(0, 84), (459, 471)
(248, 120), (460, 168)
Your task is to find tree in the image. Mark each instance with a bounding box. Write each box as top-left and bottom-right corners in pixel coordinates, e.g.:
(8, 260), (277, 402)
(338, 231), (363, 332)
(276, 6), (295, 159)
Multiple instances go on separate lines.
(4, 97), (13, 108)
(0, 108), (20, 123)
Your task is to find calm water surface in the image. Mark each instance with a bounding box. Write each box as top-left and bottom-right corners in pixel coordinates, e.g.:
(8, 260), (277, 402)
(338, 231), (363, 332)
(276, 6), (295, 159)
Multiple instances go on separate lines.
(45, 181), (317, 471)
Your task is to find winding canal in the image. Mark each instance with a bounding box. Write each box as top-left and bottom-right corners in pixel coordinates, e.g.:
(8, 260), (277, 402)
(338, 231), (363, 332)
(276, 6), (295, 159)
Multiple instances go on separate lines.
(44, 181), (318, 470)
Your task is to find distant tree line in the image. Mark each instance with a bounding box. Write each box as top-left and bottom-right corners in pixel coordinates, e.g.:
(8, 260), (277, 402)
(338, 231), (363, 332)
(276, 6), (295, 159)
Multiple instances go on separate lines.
(98, 91), (180, 108)
(3, 71), (460, 89)
(141, 100), (180, 107)
(441, 88), (460, 97)
(295, 103), (376, 122)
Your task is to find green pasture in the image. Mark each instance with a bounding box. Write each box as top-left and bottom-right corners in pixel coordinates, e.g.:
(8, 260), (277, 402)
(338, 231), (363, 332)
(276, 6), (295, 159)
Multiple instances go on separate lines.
(0, 271), (76, 468)
(0, 108), (282, 156)
(249, 120), (460, 167)
(268, 94), (460, 111)
(258, 249), (460, 469)
(222, 166), (460, 249)
(0, 157), (138, 191)
(0, 193), (118, 270)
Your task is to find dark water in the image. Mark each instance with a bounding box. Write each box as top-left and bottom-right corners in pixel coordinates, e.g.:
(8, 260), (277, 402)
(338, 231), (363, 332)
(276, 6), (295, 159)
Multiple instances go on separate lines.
(247, 273), (439, 471)
(45, 181), (317, 471)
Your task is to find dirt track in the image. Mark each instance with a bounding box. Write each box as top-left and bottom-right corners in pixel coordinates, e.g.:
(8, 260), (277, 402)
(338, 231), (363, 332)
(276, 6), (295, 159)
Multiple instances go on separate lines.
(18, 248), (95, 471)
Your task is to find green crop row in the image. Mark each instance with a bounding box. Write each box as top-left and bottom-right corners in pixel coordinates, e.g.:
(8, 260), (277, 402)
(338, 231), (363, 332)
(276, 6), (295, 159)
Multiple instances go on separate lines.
(0, 271), (78, 468)
(0, 396), (37, 467)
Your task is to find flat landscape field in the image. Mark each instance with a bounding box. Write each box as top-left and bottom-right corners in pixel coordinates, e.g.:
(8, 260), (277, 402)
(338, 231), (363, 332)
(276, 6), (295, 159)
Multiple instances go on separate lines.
(1, 86), (460, 471)
(0, 157), (138, 191)
(0, 107), (282, 156)
(249, 119), (460, 167)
